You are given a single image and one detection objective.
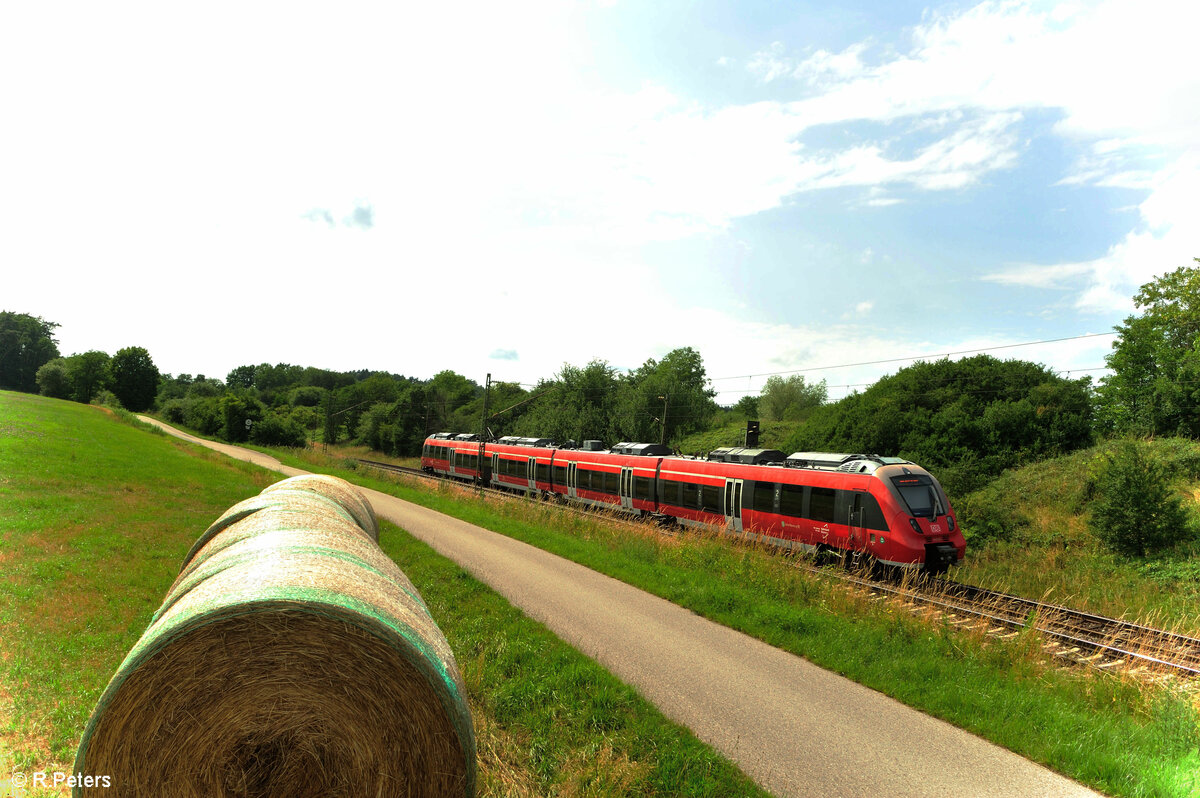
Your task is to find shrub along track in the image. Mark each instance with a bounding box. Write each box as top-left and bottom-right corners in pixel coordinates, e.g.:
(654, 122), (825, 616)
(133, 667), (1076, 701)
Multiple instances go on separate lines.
(360, 459), (1200, 681)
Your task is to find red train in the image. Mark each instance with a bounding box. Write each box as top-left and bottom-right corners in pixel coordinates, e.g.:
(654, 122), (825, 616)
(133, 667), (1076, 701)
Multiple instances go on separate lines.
(421, 433), (965, 572)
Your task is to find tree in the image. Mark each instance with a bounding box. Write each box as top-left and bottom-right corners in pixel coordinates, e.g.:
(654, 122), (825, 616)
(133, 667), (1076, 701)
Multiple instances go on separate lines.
(616, 347), (717, 445)
(733, 395), (759, 419)
(1096, 260), (1200, 436)
(785, 355), (1094, 495)
(66, 350), (112, 404)
(110, 346), (160, 412)
(0, 312), (61, 393)
(426, 370), (480, 431)
(514, 361), (622, 444)
(226, 365), (256, 390)
(220, 392), (264, 442)
(1088, 441), (1193, 557)
(759, 375), (827, 422)
(36, 358), (72, 399)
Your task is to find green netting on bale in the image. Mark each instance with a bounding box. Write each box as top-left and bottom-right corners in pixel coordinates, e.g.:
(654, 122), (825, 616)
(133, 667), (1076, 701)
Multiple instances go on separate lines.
(75, 476), (474, 798)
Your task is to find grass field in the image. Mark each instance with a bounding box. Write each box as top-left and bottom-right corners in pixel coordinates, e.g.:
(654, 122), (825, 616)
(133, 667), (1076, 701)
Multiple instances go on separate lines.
(0, 392), (766, 796)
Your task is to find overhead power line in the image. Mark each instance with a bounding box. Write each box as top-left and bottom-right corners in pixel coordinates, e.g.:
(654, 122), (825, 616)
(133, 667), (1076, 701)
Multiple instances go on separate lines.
(709, 331), (1118, 383)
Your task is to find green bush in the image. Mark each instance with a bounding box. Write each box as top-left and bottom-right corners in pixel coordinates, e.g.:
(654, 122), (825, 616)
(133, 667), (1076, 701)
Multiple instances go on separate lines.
(35, 358), (72, 399)
(250, 412), (308, 448)
(1087, 440), (1194, 557)
(183, 396), (222, 436)
(219, 393), (264, 442)
(160, 399), (187, 424)
(92, 389), (122, 409)
(956, 480), (1032, 544)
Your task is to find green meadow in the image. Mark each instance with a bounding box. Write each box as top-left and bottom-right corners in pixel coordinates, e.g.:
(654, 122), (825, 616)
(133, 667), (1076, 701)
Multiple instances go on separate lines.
(0, 392), (764, 797)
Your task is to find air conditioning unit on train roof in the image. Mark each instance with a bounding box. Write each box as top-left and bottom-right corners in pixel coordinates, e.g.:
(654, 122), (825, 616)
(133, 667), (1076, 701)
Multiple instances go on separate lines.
(519, 437), (554, 447)
(581, 440), (604, 451)
(453, 433), (479, 442)
(785, 452), (863, 470)
(610, 442), (672, 456)
(707, 447), (786, 465)
(786, 452), (912, 472)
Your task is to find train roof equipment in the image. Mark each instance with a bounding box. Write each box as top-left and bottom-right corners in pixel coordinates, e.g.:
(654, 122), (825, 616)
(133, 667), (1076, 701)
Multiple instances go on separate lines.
(452, 433), (479, 442)
(785, 452), (911, 473)
(495, 436), (555, 447)
(609, 442), (673, 456)
(706, 447), (786, 465)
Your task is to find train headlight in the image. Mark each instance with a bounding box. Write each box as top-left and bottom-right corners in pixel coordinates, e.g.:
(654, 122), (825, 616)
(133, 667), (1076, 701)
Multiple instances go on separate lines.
(947, 515), (956, 531)
(908, 518), (921, 535)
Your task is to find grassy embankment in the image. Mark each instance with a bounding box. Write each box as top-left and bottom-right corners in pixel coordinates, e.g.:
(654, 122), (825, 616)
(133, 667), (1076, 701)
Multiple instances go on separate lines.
(249, 441), (1200, 798)
(0, 392), (767, 797)
(955, 437), (1200, 633)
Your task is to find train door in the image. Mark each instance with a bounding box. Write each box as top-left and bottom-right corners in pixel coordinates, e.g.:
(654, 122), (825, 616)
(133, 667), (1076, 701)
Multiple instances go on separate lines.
(847, 491), (867, 552)
(567, 462), (578, 499)
(448, 448), (457, 478)
(619, 467), (634, 510)
(724, 478), (744, 533)
(491, 453), (499, 488)
(527, 457), (537, 492)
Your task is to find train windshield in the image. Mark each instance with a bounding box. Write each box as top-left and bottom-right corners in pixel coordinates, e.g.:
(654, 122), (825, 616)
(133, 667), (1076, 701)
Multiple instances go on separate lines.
(891, 475), (944, 518)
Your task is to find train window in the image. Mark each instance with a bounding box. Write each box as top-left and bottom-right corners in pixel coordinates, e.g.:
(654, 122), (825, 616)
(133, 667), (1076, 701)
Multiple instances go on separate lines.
(780, 484), (804, 517)
(681, 481), (699, 508)
(701, 484), (723, 515)
(553, 464), (567, 485)
(577, 468), (592, 489)
(634, 476), (653, 501)
(809, 487), (836, 523)
(861, 493), (888, 531)
(752, 481), (778, 514)
(604, 471), (619, 494)
(891, 475), (943, 518)
(537, 462), (550, 482)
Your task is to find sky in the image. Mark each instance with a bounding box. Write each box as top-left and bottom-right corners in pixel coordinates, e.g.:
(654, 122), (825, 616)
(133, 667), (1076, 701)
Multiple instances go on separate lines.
(3, 0), (1198, 403)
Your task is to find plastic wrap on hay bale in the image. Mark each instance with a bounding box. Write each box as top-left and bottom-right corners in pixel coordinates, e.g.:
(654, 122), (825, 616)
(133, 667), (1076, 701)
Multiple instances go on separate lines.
(74, 475), (475, 798)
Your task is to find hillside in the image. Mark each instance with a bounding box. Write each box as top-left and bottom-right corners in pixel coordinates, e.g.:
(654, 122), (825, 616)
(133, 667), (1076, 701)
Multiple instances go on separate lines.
(672, 418), (799, 455)
(954, 437), (1200, 630)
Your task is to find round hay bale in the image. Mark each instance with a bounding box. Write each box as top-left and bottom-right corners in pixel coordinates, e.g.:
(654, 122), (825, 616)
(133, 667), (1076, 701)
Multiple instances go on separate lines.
(261, 474), (379, 541)
(76, 480), (474, 798)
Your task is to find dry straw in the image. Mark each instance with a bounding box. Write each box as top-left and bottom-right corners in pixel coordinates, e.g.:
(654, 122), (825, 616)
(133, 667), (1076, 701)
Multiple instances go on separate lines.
(75, 475), (475, 797)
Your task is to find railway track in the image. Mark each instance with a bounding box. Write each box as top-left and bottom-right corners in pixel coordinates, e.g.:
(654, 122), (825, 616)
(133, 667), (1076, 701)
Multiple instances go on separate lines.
(834, 570), (1200, 679)
(356, 458), (1200, 679)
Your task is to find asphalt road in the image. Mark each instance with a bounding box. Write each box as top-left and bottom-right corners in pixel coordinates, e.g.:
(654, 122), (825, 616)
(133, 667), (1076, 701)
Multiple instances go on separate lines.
(139, 417), (1104, 798)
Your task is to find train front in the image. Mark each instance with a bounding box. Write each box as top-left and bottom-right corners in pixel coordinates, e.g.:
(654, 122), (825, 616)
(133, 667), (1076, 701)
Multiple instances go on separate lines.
(871, 464), (966, 572)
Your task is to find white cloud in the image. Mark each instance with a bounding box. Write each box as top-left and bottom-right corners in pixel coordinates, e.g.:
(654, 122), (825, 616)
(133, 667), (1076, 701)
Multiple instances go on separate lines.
(746, 0), (1198, 314)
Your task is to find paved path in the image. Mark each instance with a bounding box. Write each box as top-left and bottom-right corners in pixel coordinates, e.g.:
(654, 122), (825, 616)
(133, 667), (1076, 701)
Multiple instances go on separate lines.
(140, 417), (1104, 798)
